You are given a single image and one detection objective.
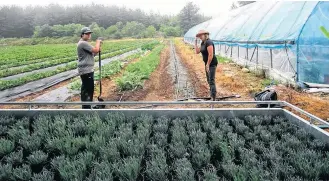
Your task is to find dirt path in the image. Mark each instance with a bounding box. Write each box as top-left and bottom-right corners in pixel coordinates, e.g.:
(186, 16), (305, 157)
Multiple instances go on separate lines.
(175, 38), (329, 120)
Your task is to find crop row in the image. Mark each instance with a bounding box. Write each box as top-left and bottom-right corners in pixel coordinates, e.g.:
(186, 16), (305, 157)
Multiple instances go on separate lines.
(115, 44), (164, 91)
(0, 40), (150, 66)
(69, 52), (143, 91)
(0, 40), (147, 70)
(0, 47), (136, 91)
(0, 114), (328, 181)
(0, 43), (141, 79)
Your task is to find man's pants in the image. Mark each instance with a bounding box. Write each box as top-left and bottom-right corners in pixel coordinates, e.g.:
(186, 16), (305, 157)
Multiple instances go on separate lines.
(80, 72), (94, 109)
(206, 66), (217, 100)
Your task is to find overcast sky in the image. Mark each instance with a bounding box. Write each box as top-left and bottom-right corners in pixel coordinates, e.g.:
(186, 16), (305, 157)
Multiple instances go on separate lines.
(0, 0), (236, 17)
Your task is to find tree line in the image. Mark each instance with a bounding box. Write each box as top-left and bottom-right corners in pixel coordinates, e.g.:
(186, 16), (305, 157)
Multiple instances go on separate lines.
(0, 2), (209, 38)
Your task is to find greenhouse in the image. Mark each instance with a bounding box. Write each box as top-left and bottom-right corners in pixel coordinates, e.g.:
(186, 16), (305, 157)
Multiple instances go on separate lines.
(184, 1), (329, 85)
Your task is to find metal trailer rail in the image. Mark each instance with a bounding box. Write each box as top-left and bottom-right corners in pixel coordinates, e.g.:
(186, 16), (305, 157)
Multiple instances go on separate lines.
(0, 101), (328, 143)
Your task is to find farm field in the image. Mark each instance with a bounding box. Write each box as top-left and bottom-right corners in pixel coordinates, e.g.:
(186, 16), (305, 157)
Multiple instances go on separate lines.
(0, 39), (156, 93)
(0, 113), (328, 181)
(2, 38), (329, 123)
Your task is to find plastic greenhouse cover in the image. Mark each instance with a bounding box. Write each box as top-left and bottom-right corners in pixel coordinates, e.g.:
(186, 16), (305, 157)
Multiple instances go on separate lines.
(185, 1), (318, 43)
(298, 1), (329, 84)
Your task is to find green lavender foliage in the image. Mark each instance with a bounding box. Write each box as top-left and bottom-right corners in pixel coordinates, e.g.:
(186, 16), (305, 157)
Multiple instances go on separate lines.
(113, 156), (141, 181)
(31, 169), (54, 181)
(19, 133), (42, 152)
(146, 151), (168, 181)
(0, 125), (8, 136)
(0, 163), (13, 180)
(171, 126), (189, 145)
(87, 161), (113, 181)
(189, 142), (211, 169)
(52, 155), (87, 181)
(0, 113), (328, 180)
(13, 164), (32, 181)
(189, 129), (207, 144)
(174, 158), (195, 181)
(0, 138), (15, 157)
(169, 141), (188, 159)
(0, 116), (16, 126)
(27, 150), (48, 165)
(152, 133), (168, 148)
(203, 166), (220, 181)
(5, 149), (23, 165)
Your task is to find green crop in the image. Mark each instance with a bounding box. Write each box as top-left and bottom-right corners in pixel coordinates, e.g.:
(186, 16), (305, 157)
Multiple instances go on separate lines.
(113, 156), (141, 181)
(27, 150), (48, 165)
(87, 161), (113, 181)
(12, 164), (32, 181)
(99, 140), (120, 163)
(0, 163), (13, 180)
(19, 134), (42, 152)
(146, 151), (168, 181)
(0, 40), (153, 90)
(0, 139), (15, 157)
(116, 44), (164, 91)
(5, 149), (23, 165)
(31, 169), (54, 181)
(174, 158), (195, 181)
(0, 113), (328, 180)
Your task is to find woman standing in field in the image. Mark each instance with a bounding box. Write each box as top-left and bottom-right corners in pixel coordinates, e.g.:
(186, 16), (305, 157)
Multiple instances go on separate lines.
(77, 27), (102, 109)
(194, 30), (218, 101)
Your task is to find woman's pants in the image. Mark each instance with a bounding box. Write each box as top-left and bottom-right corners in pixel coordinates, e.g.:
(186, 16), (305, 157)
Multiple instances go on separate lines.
(80, 72), (94, 109)
(206, 66), (217, 100)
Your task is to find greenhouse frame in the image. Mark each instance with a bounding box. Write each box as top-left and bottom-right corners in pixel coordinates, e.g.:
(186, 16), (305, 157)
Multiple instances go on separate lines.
(184, 1), (329, 85)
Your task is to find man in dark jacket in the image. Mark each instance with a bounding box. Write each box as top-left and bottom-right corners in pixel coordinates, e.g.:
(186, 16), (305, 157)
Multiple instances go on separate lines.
(77, 27), (102, 109)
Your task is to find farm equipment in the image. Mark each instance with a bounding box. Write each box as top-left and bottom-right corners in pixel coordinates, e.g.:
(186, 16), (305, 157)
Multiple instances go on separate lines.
(94, 50), (105, 109)
(94, 38), (106, 109)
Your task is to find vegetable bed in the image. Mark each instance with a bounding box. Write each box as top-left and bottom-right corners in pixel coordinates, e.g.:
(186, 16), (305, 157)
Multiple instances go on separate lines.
(0, 113), (328, 181)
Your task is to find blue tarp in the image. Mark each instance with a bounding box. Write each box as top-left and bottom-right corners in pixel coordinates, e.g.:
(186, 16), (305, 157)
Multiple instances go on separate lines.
(184, 1), (329, 84)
